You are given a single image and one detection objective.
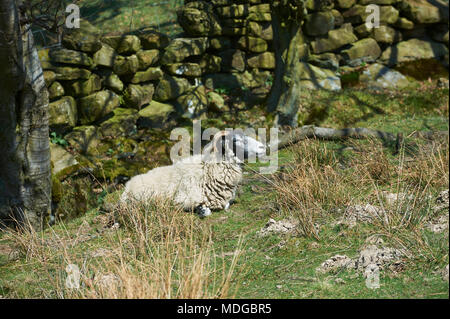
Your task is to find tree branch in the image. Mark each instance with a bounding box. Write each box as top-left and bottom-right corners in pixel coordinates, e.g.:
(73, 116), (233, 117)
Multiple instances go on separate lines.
(274, 125), (449, 150)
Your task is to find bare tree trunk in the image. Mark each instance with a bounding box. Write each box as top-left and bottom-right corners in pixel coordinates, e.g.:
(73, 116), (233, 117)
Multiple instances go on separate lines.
(267, 1), (308, 128)
(0, 0), (23, 226)
(0, 0), (51, 230)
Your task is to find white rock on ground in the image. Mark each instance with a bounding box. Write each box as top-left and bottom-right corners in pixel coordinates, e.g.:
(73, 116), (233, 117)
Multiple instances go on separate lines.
(433, 189), (449, 212)
(427, 215), (449, 233)
(90, 248), (117, 258)
(442, 265), (449, 282)
(355, 245), (404, 272)
(381, 191), (414, 206)
(427, 189), (449, 233)
(341, 204), (384, 227)
(316, 243), (405, 274)
(315, 255), (355, 274)
(257, 218), (299, 237)
(359, 63), (410, 90)
(364, 235), (385, 246)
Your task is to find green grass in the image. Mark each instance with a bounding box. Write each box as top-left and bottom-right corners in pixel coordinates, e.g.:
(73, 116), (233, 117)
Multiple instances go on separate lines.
(301, 83), (449, 130)
(0, 84), (448, 299)
(206, 185), (449, 298)
(33, 0), (185, 48)
(78, 0), (184, 37)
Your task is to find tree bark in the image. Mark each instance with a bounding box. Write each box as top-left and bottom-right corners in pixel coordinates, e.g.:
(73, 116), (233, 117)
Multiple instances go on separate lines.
(0, 0), (51, 230)
(267, 1), (307, 128)
(0, 0), (23, 226)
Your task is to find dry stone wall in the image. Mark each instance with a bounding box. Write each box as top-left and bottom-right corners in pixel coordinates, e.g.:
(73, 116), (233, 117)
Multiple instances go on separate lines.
(39, 0), (449, 150)
(177, 0), (448, 90)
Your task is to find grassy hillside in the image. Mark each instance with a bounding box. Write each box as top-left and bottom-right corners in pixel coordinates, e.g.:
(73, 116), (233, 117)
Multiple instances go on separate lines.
(0, 82), (448, 298)
(78, 0), (184, 36)
(33, 0), (184, 47)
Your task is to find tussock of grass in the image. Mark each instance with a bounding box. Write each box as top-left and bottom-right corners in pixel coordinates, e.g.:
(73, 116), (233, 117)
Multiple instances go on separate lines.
(273, 141), (355, 239)
(3, 199), (241, 299)
(272, 135), (448, 277)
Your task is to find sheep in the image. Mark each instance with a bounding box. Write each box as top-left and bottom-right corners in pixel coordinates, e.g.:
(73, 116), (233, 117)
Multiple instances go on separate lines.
(120, 130), (266, 216)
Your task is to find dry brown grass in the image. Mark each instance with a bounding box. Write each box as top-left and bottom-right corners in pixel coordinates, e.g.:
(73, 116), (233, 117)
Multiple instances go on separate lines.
(273, 140), (360, 239)
(349, 139), (394, 184)
(4, 198), (242, 299)
(402, 140), (449, 190)
(273, 137), (449, 242)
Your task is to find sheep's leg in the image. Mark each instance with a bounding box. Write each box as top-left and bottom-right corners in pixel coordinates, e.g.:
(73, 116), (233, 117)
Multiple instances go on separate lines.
(224, 188), (237, 210)
(195, 204), (212, 217)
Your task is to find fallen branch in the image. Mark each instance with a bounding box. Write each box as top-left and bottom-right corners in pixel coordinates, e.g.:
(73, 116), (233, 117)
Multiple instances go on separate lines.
(274, 125), (448, 150)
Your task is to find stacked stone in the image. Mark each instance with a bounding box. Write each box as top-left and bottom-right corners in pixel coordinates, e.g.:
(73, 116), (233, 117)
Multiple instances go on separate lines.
(177, 0), (276, 103)
(303, 0), (449, 88)
(40, 0), (449, 150)
(177, 0), (448, 91)
(41, 20), (192, 155)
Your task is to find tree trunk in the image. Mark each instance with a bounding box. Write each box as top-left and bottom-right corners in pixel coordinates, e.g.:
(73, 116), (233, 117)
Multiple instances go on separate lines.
(0, 0), (51, 230)
(267, 1), (307, 128)
(0, 0), (23, 226)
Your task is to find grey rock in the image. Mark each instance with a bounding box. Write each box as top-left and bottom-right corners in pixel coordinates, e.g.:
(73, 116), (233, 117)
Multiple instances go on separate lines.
(359, 63), (410, 89)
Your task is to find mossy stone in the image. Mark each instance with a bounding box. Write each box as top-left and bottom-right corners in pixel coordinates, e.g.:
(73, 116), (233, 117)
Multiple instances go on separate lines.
(93, 44), (117, 68)
(341, 38), (381, 66)
(165, 63), (203, 77)
(103, 73), (124, 93)
(99, 108), (139, 138)
(176, 86), (208, 119)
(237, 36), (268, 53)
(304, 12), (335, 37)
(154, 75), (191, 101)
(310, 25), (358, 54)
(48, 81), (65, 100)
(65, 74), (102, 97)
(49, 96), (78, 129)
(49, 48), (95, 68)
(123, 83), (155, 109)
(65, 125), (101, 155)
(137, 50), (160, 69)
(137, 101), (176, 128)
(62, 19), (101, 53)
(136, 28), (170, 50)
(53, 67), (92, 81)
(160, 37), (209, 64)
(130, 67), (164, 84)
(247, 52), (275, 69)
(78, 90), (121, 124)
(113, 55), (140, 76)
(101, 35), (141, 55)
